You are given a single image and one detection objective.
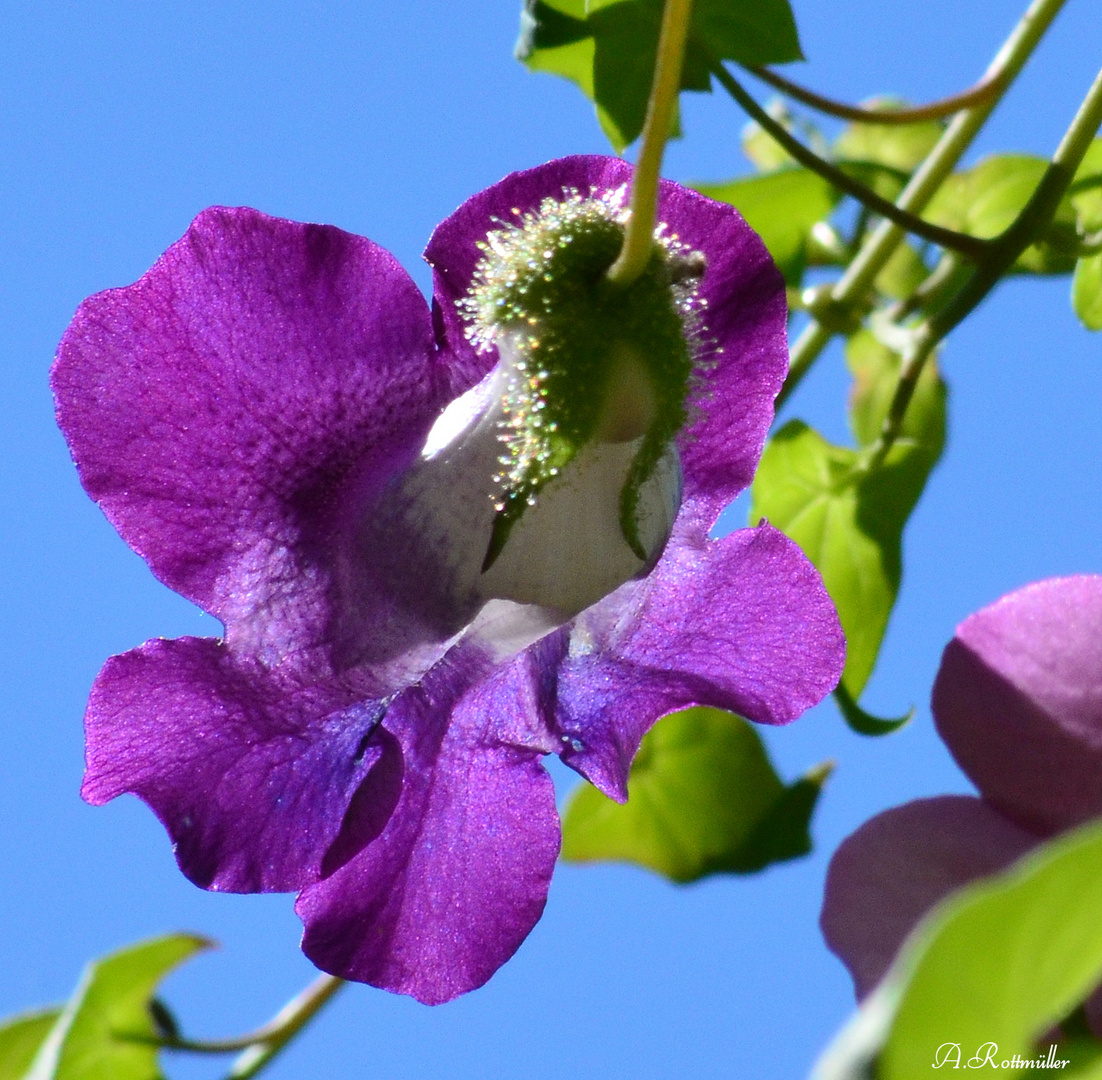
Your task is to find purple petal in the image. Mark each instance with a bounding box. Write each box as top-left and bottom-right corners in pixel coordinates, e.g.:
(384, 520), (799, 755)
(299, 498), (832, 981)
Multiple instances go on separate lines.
(297, 643), (560, 1004)
(821, 796), (1039, 999)
(52, 207), (451, 672)
(82, 637), (400, 893)
(542, 521), (845, 799)
(424, 156), (788, 530)
(933, 575), (1102, 835)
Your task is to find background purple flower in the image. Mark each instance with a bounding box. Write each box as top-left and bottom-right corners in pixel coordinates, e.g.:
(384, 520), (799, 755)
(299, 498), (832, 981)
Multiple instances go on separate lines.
(821, 576), (1102, 1022)
(53, 156), (844, 1004)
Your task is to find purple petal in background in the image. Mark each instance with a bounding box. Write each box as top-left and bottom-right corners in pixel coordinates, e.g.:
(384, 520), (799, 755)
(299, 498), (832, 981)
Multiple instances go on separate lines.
(933, 575), (1102, 835)
(820, 796), (1039, 998)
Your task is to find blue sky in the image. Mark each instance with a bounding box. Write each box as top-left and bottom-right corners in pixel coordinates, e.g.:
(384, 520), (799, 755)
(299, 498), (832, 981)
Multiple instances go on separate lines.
(1, 2), (1099, 1077)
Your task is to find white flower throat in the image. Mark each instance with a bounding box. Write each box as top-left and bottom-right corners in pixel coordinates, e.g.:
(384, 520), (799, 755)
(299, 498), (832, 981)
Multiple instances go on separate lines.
(374, 190), (704, 654)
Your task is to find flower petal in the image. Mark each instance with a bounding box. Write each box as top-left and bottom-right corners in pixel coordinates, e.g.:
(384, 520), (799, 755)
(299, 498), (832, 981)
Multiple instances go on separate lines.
(542, 521), (845, 799)
(82, 637), (399, 893)
(297, 643), (560, 1004)
(53, 207), (451, 672)
(424, 155), (788, 530)
(933, 575), (1102, 835)
(820, 796), (1039, 999)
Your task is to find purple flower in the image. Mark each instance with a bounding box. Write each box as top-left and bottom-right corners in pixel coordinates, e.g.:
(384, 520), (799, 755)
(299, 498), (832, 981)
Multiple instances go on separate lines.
(822, 576), (1102, 1022)
(53, 156), (844, 1004)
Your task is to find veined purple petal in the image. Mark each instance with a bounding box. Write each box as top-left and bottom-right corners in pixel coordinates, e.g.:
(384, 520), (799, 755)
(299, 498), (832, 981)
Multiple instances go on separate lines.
(82, 636), (400, 893)
(52, 207), (451, 674)
(933, 576), (1102, 835)
(425, 156), (788, 532)
(542, 521), (845, 799)
(298, 642), (560, 1005)
(821, 796), (1039, 999)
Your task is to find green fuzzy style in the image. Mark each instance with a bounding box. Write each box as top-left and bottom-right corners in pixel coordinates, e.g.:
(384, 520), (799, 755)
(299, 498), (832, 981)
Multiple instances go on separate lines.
(462, 191), (702, 567)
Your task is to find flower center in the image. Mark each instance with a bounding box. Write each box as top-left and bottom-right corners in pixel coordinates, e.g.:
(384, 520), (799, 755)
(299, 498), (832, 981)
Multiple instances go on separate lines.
(461, 188), (705, 566)
(368, 190), (703, 659)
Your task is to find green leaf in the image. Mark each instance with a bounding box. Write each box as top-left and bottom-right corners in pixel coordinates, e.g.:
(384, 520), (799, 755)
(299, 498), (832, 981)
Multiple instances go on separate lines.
(1073, 254), (1102, 331)
(751, 336), (945, 697)
(516, 0), (803, 151)
(27, 934), (210, 1080)
(1070, 141), (1102, 331)
(1070, 138), (1102, 231)
(833, 100), (943, 174)
(925, 154), (1078, 274)
(814, 819), (1102, 1080)
(872, 242), (928, 300)
(694, 167), (838, 285)
(516, 0), (596, 100)
(846, 330), (945, 454)
(833, 682), (913, 737)
(560, 706), (829, 882)
(0, 1010), (61, 1080)
(690, 0), (803, 67)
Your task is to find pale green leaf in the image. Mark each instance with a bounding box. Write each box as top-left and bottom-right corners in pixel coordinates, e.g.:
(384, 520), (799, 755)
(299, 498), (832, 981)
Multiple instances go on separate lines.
(694, 167), (838, 284)
(561, 707), (828, 882)
(1073, 254), (1102, 331)
(28, 935), (210, 1080)
(0, 1010), (61, 1080)
(814, 820), (1102, 1079)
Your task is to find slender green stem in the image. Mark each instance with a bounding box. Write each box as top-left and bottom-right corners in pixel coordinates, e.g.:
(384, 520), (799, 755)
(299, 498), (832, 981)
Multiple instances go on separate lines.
(778, 0), (1069, 410)
(872, 64), (1102, 469)
(707, 59), (990, 260)
(744, 63), (1006, 125)
(606, 0), (694, 286)
(136, 974), (344, 1066)
(931, 63), (1102, 339)
(224, 975), (345, 1080)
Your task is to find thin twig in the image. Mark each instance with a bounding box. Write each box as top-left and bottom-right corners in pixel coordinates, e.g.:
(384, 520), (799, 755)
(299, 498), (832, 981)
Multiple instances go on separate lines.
(777, 0), (1069, 411)
(745, 64), (1005, 125)
(870, 65), (1102, 469)
(706, 56), (989, 260)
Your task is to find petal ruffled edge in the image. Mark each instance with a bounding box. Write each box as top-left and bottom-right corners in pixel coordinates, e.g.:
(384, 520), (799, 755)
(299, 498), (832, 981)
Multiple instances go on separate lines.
(297, 642), (560, 1004)
(541, 521), (845, 799)
(82, 636), (397, 894)
(53, 207), (452, 672)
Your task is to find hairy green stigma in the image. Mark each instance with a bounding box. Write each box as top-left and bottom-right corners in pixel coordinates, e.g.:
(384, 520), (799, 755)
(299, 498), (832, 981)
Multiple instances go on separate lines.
(461, 188), (705, 570)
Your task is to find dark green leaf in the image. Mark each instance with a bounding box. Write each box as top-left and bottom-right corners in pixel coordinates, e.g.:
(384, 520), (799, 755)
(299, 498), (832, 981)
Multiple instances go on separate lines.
(872, 242), (929, 300)
(751, 335), (945, 697)
(516, 0), (589, 53)
(833, 682), (913, 737)
(516, 0), (803, 151)
(691, 0), (803, 66)
(561, 706), (829, 882)
(0, 1009), (61, 1079)
(814, 820), (1102, 1079)
(925, 154), (1078, 274)
(28, 934), (210, 1080)
(694, 167), (838, 285)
